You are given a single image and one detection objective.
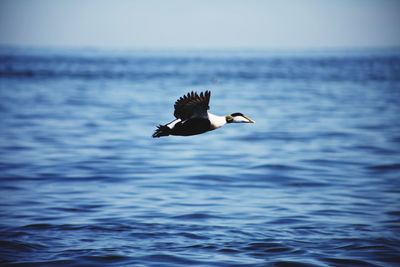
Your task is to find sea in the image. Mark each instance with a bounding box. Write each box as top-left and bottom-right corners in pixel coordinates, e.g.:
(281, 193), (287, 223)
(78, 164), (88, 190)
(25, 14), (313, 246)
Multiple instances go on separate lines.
(0, 47), (399, 267)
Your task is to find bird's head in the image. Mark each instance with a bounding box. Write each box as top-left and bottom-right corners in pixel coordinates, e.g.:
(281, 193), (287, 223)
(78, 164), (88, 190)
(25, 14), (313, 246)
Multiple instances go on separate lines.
(225, 112), (255, 123)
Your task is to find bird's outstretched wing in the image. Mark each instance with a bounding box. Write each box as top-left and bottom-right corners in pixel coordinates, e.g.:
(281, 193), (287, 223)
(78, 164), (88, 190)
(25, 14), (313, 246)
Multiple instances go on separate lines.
(174, 91), (211, 120)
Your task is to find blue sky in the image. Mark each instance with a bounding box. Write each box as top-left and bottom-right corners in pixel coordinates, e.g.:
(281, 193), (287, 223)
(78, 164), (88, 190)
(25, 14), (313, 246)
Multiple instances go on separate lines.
(0, 0), (399, 49)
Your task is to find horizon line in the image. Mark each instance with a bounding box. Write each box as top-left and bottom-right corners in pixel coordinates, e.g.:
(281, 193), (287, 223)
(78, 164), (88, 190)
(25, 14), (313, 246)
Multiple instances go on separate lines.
(1, 43), (400, 53)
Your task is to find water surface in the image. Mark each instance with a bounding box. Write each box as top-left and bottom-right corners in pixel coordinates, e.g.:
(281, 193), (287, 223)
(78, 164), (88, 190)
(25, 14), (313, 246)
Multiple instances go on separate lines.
(0, 47), (400, 266)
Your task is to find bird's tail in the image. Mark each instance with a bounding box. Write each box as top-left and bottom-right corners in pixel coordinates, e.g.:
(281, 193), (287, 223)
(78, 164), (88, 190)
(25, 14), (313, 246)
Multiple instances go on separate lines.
(152, 125), (171, 138)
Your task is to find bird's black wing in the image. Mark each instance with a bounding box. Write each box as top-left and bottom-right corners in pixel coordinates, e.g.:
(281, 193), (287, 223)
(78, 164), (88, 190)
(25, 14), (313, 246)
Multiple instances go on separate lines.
(173, 91), (211, 120)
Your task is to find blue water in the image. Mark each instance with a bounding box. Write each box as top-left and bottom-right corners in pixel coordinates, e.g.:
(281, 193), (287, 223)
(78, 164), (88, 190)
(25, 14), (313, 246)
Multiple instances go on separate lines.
(0, 47), (400, 266)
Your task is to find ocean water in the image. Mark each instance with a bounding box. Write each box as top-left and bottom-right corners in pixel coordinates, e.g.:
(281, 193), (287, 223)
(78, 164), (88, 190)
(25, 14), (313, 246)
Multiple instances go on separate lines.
(0, 47), (399, 267)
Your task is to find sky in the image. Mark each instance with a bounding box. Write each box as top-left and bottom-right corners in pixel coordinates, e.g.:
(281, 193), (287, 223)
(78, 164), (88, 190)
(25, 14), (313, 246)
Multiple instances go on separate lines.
(0, 0), (400, 50)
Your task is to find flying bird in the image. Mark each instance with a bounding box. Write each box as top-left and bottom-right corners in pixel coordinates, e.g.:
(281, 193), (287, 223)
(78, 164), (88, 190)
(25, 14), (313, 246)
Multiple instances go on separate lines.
(152, 91), (254, 138)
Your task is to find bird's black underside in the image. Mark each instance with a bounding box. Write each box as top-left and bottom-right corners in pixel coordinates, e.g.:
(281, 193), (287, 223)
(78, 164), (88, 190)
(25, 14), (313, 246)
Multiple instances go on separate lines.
(152, 118), (211, 138)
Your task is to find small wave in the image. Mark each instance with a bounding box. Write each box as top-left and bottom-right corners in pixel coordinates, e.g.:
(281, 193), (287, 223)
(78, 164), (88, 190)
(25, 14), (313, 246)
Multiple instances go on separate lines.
(178, 232), (209, 240)
(217, 248), (241, 254)
(268, 217), (309, 225)
(386, 210), (400, 217)
(301, 158), (364, 167)
(249, 163), (307, 172)
(0, 259), (75, 266)
(20, 223), (54, 230)
(137, 253), (202, 265)
(244, 242), (293, 253)
(321, 257), (380, 267)
(0, 240), (47, 252)
(271, 260), (322, 267)
(52, 205), (103, 213)
(77, 254), (131, 264)
(367, 163), (400, 172)
(171, 213), (223, 220)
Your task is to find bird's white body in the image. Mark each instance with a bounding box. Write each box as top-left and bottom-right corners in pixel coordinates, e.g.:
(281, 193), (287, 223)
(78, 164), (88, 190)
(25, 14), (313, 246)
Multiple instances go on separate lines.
(207, 112), (227, 130)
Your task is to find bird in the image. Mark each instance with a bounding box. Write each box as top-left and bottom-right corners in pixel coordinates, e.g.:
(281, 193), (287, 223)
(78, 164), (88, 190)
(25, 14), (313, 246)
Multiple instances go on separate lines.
(152, 91), (254, 138)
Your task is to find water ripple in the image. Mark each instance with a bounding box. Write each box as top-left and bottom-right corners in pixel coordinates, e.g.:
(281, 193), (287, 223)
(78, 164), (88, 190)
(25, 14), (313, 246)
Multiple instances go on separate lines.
(1, 48), (400, 266)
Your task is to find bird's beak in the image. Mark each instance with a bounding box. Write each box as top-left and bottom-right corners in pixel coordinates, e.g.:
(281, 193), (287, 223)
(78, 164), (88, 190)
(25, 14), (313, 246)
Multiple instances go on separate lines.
(244, 115), (255, 123)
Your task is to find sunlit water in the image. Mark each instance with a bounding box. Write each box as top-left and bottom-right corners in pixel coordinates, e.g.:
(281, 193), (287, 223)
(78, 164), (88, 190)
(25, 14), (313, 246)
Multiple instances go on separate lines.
(0, 47), (399, 266)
